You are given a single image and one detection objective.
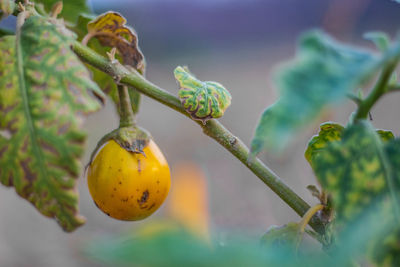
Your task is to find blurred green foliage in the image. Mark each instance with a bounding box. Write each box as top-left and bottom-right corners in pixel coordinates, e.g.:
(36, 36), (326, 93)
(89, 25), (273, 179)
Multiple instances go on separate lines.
(251, 30), (400, 153)
(86, 201), (399, 266)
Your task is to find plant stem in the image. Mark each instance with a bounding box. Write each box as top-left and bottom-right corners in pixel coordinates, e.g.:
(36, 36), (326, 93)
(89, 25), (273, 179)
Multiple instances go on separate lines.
(353, 61), (399, 121)
(71, 41), (325, 234)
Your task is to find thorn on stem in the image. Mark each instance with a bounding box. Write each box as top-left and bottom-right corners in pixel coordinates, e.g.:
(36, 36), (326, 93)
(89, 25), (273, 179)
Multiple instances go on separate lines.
(106, 47), (118, 64)
(346, 93), (362, 106)
(18, 2), (25, 11)
(50, 1), (63, 18)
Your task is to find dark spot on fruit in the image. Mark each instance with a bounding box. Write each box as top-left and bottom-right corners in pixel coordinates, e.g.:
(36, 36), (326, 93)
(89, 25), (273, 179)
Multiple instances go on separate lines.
(111, 194), (114, 198)
(147, 203), (156, 210)
(119, 181), (122, 185)
(93, 201), (100, 208)
(118, 168), (121, 172)
(130, 195), (133, 199)
(108, 166), (112, 170)
(121, 197), (129, 202)
(156, 180), (160, 185)
(137, 190), (149, 205)
(105, 212), (110, 217)
(136, 189), (140, 192)
(113, 187), (116, 191)
(138, 159), (141, 173)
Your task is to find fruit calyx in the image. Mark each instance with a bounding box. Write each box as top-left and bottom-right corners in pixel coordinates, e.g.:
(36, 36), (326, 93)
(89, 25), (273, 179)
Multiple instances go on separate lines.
(87, 125), (150, 168)
(114, 125), (150, 154)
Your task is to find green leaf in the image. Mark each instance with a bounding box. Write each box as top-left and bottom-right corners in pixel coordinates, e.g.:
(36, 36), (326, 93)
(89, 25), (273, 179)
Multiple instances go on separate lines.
(251, 30), (400, 154)
(0, 15), (101, 231)
(309, 121), (397, 225)
(174, 66), (232, 124)
(32, 0), (90, 23)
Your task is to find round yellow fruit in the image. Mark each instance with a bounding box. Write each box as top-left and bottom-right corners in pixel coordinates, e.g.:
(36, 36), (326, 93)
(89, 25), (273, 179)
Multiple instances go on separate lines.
(87, 139), (171, 221)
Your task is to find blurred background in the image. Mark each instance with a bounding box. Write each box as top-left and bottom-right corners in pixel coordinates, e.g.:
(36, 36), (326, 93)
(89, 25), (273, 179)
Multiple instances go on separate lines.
(2, 0), (400, 266)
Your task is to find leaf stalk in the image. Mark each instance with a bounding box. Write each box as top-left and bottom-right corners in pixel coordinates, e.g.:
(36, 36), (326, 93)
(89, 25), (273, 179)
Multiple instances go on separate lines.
(353, 60), (399, 121)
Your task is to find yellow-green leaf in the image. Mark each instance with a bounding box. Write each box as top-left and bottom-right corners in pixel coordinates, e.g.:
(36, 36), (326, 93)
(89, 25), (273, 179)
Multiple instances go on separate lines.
(309, 121), (397, 225)
(0, 15), (101, 232)
(305, 122), (344, 167)
(174, 66), (232, 124)
(305, 122), (394, 168)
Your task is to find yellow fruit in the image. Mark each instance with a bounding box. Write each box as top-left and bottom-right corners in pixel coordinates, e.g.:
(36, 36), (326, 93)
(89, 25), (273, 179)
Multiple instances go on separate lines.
(87, 139), (171, 221)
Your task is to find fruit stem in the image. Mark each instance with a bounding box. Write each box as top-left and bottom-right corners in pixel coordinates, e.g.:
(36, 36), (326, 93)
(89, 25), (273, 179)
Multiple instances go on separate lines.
(118, 85), (136, 128)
